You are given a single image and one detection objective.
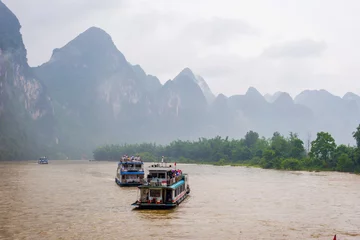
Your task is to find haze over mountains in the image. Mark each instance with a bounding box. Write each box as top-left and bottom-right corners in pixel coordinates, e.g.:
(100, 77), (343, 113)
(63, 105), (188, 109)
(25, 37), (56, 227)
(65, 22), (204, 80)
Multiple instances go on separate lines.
(0, 1), (359, 159)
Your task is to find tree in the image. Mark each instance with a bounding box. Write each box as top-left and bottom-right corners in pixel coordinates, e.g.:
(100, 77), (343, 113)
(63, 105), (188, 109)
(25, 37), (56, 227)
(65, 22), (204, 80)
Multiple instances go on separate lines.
(244, 130), (259, 148)
(261, 149), (276, 169)
(336, 153), (355, 172)
(309, 132), (336, 168)
(306, 132), (312, 154)
(353, 124), (360, 148)
(288, 132), (306, 159)
(271, 132), (288, 158)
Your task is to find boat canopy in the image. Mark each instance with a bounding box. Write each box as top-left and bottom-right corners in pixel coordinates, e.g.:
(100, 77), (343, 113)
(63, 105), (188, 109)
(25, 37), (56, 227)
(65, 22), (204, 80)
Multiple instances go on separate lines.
(121, 171), (144, 175)
(119, 161), (143, 165)
(169, 180), (185, 189)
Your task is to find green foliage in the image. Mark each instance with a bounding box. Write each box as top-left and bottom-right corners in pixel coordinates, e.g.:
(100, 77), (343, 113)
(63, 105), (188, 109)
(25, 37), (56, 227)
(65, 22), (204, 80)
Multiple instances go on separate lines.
(93, 126), (360, 172)
(244, 131), (259, 148)
(281, 158), (302, 170)
(288, 132), (306, 159)
(260, 149), (276, 169)
(353, 124), (360, 148)
(336, 153), (355, 172)
(92, 127), (360, 174)
(309, 132), (337, 168)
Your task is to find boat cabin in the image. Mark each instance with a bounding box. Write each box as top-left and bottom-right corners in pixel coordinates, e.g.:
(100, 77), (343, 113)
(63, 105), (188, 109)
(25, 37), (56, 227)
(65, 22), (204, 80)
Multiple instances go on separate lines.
(136, 163), (189, 205)
(119, 161), (144, 172)
(115, 160), (145, 186)
(146, 163), (181, 186)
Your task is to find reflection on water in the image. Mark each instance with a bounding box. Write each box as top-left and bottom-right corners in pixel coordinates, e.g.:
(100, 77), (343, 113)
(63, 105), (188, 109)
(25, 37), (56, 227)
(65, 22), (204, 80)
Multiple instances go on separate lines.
(0, 161), (359, 240)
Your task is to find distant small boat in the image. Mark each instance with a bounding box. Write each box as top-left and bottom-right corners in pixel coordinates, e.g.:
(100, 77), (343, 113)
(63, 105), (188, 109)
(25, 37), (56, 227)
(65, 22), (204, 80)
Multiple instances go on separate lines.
(115, 156), (145, 187)
(38, 156), (48, 164)
(131, 160), (190, 209)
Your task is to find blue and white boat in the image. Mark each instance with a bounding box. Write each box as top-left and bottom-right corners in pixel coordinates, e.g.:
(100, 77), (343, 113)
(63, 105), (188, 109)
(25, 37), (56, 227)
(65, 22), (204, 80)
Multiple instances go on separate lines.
(131, 159), (190, 209)
(115, 156), (145, 187)
(38, 156), (48, 164)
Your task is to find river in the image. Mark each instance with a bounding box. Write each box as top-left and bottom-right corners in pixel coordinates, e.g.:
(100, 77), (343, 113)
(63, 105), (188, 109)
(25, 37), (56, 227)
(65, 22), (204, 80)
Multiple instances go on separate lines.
(0, 160), (359, 239)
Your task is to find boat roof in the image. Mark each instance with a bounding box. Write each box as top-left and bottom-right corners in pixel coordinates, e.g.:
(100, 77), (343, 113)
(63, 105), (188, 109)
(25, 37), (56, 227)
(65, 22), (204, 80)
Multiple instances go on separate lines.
(148, 167), (174, 172)
(118, 161), (143, 165)
(138, 179), (185, 189)
(148, 163), (177, 170)
(121, 171), (144, 175)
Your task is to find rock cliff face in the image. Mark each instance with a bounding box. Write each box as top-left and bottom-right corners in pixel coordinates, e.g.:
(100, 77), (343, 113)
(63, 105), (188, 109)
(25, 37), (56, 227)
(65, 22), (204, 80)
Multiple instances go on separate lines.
(0, 1), (55, 160)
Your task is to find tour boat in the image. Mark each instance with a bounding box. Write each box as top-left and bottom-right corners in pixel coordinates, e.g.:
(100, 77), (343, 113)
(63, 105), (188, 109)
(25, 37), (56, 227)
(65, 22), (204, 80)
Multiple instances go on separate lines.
(131, 159), (190, 209)
(115, 156), (145, 187)
(38, 156), (48, 164)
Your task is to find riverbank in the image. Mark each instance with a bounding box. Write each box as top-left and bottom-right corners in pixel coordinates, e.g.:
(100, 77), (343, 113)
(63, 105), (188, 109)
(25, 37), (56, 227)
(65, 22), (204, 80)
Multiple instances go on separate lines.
(201, 160), (360, 175)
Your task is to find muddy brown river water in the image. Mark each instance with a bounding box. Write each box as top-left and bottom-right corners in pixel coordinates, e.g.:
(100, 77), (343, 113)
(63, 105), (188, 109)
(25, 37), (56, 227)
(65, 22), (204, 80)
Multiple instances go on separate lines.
(0, 160), (359, 239)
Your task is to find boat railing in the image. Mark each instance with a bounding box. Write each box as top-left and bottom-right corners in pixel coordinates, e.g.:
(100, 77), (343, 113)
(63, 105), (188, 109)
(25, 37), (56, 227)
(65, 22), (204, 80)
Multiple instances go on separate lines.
(144, 175), (184, 186)
(121, 167), (144, 172)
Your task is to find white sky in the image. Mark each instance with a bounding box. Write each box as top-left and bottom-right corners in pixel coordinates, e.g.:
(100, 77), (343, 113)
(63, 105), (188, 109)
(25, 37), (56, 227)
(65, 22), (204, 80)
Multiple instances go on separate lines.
(3, 0), (360, 97)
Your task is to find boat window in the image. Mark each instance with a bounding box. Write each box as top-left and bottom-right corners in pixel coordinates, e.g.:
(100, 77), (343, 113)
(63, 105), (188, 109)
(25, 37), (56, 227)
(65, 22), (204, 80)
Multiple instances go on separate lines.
(150, 189), (161, 197)
(158, 173), (165, 178)
(136, 164), (141, 168)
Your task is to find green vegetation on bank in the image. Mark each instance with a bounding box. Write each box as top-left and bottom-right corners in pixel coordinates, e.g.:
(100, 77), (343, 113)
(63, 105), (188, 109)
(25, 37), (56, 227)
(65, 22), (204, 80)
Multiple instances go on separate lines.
(93, 125), (360, 173)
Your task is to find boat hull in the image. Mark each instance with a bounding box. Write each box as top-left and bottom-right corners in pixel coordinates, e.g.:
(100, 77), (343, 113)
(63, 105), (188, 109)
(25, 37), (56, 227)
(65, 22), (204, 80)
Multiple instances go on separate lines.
(38, 162), (48, 164)
(132, 192), (189, 209)
(115, 178), (142, 187)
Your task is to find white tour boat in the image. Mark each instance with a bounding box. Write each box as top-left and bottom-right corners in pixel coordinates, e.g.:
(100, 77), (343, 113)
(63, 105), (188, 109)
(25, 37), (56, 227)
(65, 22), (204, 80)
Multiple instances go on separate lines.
(131, 158), (190, 209)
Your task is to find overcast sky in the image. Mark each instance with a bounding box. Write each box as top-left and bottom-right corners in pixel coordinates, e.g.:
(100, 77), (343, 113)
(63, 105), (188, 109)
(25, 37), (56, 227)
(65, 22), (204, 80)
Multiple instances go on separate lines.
(3, 0), (360, 97)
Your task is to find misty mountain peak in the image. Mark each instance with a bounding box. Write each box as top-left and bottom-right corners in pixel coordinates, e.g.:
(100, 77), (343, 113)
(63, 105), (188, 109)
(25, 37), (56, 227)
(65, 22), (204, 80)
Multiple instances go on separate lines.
(173, 68), (215, 104)
(343, 92), (360, 101)
(173, 68), (202, 91)
(245, 87), (265, 100)
(294, 89), (338, 104)
(71, 27), (113, 47)
(178, 67), (194, 77)
(211, 93), (229, 111)
(217, 93), (228, 100)
(174, 67), (196, 83)
(44, 26), (127, 70)
(273, 92), (293, 106)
